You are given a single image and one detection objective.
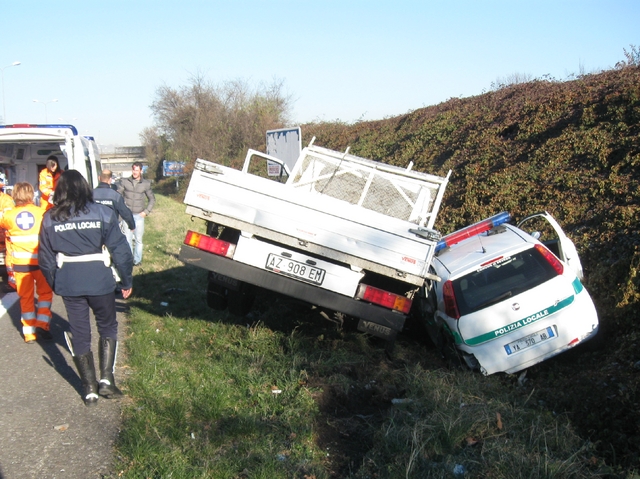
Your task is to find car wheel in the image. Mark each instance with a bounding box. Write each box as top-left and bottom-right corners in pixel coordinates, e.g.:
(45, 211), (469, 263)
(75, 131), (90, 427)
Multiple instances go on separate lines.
(227, 282), (256, 316)
(440, 329), (463, 369)
(408, 287), (436, 344)
(206, 282), (228, 310)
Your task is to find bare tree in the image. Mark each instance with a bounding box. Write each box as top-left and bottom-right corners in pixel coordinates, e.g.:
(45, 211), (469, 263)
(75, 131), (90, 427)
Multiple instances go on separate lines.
(147, 75), (292, 170)
(139, 126), (170, 180)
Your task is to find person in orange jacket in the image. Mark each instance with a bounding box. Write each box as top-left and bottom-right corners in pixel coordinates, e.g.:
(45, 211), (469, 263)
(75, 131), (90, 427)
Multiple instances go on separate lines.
(0, 182), (53, 343)
(39, 155), (61, 210)
(0, 181), (16, 289)
(0, 183), (14, 214)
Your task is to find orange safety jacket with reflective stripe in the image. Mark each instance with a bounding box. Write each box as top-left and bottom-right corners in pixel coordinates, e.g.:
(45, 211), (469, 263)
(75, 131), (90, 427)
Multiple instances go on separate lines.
(0, 203), (45, 271)
(1, 202), (52, 342)
(39, 168), (60, 210)
(0, 192), (16, 277)
(0, 191), (15, 216)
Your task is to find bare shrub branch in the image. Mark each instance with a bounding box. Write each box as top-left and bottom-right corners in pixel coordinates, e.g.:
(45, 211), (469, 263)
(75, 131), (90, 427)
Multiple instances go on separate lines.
(147, 75), (293, 170)
(616, 44), (640, 69)
(490, 72), (534, 91)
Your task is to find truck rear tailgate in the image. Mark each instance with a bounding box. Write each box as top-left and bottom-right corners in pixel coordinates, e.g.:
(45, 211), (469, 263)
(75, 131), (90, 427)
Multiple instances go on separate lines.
(185, 166), (441, 285)
(232, 235), (364, 296)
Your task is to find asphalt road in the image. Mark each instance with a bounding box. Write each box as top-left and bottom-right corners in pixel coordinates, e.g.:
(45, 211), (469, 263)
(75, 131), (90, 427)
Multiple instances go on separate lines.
(0, 283), (128, 479)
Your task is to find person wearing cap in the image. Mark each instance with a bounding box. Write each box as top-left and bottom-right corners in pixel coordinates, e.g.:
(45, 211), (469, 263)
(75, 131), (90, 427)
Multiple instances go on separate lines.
(0, 183), (53, 343)
(39, 155), (61, 210)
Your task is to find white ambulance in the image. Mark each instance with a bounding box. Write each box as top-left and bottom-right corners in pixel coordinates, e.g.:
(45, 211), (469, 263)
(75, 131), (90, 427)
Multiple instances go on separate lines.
(0, 124), (102, 268)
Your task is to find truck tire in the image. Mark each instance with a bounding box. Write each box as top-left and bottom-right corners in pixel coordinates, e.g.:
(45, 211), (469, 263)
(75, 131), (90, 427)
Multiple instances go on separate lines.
(206, 283), (228, 310)
(227, 282), (256, 317)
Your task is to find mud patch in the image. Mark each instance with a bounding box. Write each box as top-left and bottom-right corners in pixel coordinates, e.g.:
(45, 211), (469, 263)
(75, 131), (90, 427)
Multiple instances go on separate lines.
(311, 373), (398, 477)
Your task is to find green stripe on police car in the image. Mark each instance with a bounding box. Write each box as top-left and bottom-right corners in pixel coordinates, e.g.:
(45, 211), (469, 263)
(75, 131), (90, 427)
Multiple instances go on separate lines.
(463, 295), (575, 346)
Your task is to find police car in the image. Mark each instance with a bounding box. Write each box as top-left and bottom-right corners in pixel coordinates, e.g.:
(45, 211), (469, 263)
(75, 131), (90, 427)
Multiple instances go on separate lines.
(421, 211), (599, 376)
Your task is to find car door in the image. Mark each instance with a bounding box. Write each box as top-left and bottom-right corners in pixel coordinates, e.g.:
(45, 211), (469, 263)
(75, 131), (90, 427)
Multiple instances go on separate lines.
(517, 211), (584, 280)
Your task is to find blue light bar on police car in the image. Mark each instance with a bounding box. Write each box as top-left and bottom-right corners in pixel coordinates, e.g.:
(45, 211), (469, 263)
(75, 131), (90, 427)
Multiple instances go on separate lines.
(435, 212), (511, 253)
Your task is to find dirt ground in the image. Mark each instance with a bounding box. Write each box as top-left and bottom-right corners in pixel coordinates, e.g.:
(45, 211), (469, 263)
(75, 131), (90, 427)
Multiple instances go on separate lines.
(530, 326), (640, 471)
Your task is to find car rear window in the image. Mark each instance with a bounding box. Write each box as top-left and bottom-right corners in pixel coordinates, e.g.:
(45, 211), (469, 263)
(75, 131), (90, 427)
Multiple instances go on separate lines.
(452, 247), (559, 316)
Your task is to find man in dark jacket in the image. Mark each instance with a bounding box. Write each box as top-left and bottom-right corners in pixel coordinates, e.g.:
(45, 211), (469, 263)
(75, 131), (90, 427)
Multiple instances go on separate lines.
(93, 169), (135, 231)
(117, 162), (155, 265)
(39, 170), (133, 406)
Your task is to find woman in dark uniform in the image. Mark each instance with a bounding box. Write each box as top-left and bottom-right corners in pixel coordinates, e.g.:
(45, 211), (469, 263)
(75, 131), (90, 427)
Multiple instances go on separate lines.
(38, 170), (133, 406)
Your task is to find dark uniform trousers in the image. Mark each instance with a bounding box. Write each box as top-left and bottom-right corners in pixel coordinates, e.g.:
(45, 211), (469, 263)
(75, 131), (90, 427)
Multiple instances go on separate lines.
(63, 292), (118, 357)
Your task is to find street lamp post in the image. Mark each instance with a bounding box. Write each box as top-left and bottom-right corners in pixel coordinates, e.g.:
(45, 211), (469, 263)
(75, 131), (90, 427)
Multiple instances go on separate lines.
(33, 99), (58, 123)
(1, 61), (21, 124)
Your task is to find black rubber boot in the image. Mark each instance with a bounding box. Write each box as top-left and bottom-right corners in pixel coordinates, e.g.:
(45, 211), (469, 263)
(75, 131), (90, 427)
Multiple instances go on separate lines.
(73, 352), (99, 407)
(98, 337), (123, 398)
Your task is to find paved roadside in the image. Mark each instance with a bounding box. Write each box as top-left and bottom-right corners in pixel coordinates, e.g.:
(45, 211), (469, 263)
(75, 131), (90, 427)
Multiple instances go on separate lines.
(0, 284), (128, 479)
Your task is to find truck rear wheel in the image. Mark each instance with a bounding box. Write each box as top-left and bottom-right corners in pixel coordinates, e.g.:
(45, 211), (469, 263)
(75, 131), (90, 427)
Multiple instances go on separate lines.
(206, 283), (228, 310)
(227, 282), (256, 317)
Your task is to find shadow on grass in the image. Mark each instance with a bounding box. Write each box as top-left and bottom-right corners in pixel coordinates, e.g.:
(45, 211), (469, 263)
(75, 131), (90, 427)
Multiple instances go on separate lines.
(128, 262), (360, 341)
(125, 263), (439, 476)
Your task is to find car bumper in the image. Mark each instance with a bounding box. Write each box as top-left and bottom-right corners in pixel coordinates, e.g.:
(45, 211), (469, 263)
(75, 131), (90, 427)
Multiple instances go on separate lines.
(457, 289), (599, 375)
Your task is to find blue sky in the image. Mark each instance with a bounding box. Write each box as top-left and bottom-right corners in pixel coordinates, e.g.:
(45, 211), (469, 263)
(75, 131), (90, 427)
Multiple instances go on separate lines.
(2, 1), (638, 147)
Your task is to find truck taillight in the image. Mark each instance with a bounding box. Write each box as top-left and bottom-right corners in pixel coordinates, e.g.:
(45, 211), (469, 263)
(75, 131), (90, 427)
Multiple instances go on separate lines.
(356, 284), (412, 314)
(184, 230), (235, 258)
(534, 244), (564, 275)
(442, 280), (460, 319)
(436, 212), (511, 253)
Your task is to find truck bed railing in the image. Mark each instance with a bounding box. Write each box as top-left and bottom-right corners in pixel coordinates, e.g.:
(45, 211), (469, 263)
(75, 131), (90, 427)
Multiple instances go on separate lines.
(288, 144), (450, 229)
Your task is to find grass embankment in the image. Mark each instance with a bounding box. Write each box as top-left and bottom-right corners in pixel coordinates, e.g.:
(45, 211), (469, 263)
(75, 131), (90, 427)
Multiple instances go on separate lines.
(112, 193), (607, 478)
(300, 67), (640, 473)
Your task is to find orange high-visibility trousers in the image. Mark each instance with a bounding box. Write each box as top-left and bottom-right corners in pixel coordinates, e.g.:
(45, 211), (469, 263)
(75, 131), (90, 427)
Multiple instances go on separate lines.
(15, 270), (53, 342)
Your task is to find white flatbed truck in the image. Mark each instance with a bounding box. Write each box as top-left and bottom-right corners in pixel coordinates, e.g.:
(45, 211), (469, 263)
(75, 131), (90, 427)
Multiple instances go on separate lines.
(179, 139), (450, 341)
